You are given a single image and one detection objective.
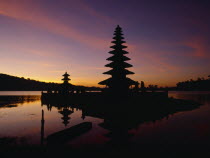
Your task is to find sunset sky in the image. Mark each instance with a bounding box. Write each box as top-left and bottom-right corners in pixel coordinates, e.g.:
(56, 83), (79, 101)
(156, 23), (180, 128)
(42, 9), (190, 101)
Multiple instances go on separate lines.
(0, 0), (210, 87)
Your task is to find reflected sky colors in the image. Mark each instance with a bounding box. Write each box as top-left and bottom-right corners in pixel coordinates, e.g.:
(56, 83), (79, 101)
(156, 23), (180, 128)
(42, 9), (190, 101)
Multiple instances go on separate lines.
(0, 92), (210, 146)
(0, 0), (210, 87)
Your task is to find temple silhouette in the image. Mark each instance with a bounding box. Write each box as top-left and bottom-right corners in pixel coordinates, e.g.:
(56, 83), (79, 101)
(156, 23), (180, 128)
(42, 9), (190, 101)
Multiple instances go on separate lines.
(99, 25), (137, 95)
(41, 25), (168, 102)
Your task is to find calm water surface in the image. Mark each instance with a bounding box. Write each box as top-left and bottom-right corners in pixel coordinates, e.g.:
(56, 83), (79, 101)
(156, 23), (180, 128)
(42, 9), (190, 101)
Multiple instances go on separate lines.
(0, 91), (210, 147)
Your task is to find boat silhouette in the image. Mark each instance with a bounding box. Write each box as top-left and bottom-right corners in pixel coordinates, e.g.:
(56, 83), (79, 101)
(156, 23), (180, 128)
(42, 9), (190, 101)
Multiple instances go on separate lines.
(47, 122), (92, 144)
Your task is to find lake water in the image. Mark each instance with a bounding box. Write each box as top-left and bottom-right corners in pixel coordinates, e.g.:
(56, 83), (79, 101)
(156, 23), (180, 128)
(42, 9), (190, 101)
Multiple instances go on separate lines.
(0, 91), (210, 148)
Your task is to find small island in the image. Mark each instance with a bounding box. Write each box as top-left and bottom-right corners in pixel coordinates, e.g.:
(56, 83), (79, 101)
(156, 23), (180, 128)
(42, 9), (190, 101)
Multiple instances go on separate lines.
(41, 25), (201, 113)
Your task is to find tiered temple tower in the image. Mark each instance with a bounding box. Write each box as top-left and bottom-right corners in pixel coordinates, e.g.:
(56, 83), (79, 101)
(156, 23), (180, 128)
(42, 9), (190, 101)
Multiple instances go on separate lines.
(99, 25), (136, 95)
(61, 72), (71, 94)
(62, 72), (71, 84)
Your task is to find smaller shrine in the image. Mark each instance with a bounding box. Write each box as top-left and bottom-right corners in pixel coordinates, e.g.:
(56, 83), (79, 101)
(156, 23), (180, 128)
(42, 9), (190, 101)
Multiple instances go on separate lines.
(61, 72), (73, 94)
(62, 72), (71, 84)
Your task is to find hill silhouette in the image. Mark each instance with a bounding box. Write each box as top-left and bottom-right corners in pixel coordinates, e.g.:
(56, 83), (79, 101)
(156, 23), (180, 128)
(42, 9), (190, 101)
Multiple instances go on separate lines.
(0, 73), (61, 91)
(0, 73), (100, 91)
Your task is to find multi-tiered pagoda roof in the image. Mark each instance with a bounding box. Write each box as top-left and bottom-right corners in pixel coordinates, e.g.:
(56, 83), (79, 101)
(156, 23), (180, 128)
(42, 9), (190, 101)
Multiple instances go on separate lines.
(99, 25), (136, 94)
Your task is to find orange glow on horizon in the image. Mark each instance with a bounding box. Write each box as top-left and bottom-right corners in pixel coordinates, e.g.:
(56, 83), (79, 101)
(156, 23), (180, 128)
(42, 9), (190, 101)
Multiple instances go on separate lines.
(0, 0), (209, 88)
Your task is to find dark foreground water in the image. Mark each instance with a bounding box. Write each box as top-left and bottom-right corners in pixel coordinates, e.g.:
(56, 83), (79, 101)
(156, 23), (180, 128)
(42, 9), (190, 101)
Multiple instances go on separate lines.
(0, 91), (210, 157)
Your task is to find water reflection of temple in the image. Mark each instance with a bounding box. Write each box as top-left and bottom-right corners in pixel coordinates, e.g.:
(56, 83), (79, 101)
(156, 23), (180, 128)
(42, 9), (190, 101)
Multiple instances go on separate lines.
(41, 94), (201, 145)
(41, 100), (180, 145)
(59, 107), (74, 126)
(42, 103), (75, 126)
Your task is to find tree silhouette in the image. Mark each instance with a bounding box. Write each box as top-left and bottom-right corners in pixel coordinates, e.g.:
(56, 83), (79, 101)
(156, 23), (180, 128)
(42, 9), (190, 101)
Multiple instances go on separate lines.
(98, 25), (136, 95)
(176, 75), (210, 91)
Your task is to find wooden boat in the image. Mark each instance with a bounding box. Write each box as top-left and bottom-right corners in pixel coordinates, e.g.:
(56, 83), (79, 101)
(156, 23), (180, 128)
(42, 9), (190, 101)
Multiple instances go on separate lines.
(47, 122), (92, 144)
